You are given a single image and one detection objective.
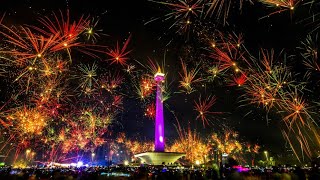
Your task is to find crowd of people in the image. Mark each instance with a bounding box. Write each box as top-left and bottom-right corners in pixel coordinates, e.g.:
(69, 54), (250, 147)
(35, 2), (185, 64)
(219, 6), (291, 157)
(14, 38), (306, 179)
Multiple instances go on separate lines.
(0, 164), (320, 180)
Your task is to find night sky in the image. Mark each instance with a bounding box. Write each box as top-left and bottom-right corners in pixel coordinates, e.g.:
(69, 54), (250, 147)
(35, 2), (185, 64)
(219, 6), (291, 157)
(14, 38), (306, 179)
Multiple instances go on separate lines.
(0, 0), (320, 160)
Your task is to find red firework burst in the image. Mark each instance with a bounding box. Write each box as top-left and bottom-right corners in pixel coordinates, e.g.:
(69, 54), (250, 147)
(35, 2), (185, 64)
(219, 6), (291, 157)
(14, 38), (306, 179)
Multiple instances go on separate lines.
(194, 96), (222, 127)
(0, 25), (60, 65)
(145, 103), (156, 119)
(229, 73), (247, 87)
(35, 10), (89, 41)
(106, 35), (132, 66)
(32, 10), (103, 58)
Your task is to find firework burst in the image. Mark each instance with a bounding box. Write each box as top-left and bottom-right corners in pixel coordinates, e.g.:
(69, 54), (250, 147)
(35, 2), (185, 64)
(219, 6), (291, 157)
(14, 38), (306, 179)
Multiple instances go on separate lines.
(229, 72), (247, 87)
(194, 95), (221, 127)
(169, 123), (210, 164)
(204, 0), (252, 25)
(210, 129), (243, 158)
(147, 0), (204, 35)
(77, 63), (98, 95)
(179, 60), (202, 94)
(258, 0), (300, 19)
(299, 33), (319, 72)
(34, 10), (89, 42)
(106, 35), (132, 66)
(145, 103), (156, 119)
(6, 106), (49, 136)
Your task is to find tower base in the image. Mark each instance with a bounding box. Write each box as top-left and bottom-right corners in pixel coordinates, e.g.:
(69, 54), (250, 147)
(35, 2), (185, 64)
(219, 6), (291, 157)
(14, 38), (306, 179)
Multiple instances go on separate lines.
(134, 152), (185, 165)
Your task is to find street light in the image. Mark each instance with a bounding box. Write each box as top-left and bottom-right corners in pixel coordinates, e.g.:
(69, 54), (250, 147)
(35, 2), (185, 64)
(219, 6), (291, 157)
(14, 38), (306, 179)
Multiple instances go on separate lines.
(91, 153), (95, 165)
(31, 152), (35, 158)
(195, 160), (200, 165)
(264, 151), (268, 161)
(26, 149), (31, 159)
(264, 151), (268, 167)
(124, 160), (129, 166)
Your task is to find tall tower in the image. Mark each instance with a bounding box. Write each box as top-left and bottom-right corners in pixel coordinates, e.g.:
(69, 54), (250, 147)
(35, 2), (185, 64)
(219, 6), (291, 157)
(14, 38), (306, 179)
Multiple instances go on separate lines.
(154, 71), (165, 152)
(134, 69), (185, 165)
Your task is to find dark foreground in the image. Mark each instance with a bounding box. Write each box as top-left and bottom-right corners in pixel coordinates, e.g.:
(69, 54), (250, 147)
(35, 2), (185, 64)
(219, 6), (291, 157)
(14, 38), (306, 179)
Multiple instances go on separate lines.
(0, 165), (320, 180)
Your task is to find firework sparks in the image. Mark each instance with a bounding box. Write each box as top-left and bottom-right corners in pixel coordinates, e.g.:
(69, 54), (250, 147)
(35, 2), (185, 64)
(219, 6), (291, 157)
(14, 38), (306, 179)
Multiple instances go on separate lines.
(0, 10), (123, 164)
(259, 0), (299, 9)
(299, 34), (319, 72)
(281, 92), (312, 129)
(0, 25), (60, 64)
(207, 65), (223, 82)
(60, 110), (112, 153)
(205, 0), (251, 25)
(169, 124), (210, 164)
(179, 60), (201, 94)
(35, 10), (89, 42)
(84, 18), (104, 43)
(210, 129), (243, 158)
(0, 1), (319, 165)
(135, 76), (155, 99)
(147, 0), (203, 35)
(0, 13), (5, 24)
(32, 10), (104, 59)
(106, 35), (132, 66)
(229, 73), (247, 86)
(258, 0), (299, 19)
(124, 64), (136, 74)
(78, 63), (98, 94)
(100, 71), (123, 93)
(194, 96), (221, 127)
(145, 103), (156, 119)
(118, 134), (154, 156)
(209, 33), (245, 72)
(6, 107), (48, 136)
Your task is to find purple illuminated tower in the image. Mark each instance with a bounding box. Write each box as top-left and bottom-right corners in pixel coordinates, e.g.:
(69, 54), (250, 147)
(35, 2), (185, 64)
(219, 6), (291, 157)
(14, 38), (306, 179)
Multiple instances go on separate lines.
(134, 69), (185, 165)
(154, 71), (165, 152)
